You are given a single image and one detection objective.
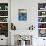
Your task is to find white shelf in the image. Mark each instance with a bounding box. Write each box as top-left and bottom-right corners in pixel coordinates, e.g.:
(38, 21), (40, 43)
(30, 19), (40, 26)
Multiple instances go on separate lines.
(0, 16), (8, 17)
(38, 28), (46, 29)
(38, 16), (46, 17)
(0, 10), (8, 11)
(38, 10), (46, 11)
(0, 22), (8, 23)
(38, 22), (46, 23)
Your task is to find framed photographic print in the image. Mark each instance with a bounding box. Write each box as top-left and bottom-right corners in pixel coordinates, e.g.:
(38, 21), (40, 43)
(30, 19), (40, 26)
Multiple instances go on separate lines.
(18, 9), (27, 21)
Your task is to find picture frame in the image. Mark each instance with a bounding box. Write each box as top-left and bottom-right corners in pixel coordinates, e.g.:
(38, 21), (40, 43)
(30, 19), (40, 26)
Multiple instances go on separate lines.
(18, 9), (27, 21)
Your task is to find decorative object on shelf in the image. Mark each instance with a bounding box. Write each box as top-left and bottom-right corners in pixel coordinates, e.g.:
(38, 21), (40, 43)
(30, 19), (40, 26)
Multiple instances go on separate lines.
(40, 8), (44, 10)
(0, 23), (8, 37)
(29, 25), (35, 30)
(0, 17), (8, 22)
(39, 29), (46, 37)
(42, 11), (46, 16)
(45, 6), (46, 9)
(11, 23), (16, 30)
(5, 6), (8, 10)
(18, 9), (27, 21)
(0, 3), (8, 10)
(0, 11), (8, 16)
(0, 23), (8, 30)
(38, 3), (46, 10)
(38, 17), (42, 22)
(38, 17), (46, 22)
(42, 12), (45, 15)
(38, 23), (46, 28)
(38, 11), (46, 16)
(0, 6), (1, 10)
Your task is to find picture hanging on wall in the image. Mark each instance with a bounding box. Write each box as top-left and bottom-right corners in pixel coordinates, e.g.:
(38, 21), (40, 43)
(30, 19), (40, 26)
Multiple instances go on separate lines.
(18, 9), (27, 21)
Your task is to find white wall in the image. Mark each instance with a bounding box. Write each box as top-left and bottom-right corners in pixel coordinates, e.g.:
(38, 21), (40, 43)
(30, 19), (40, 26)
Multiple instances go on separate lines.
(11, 0), (38, 30)
(11, 0), (46, 46)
